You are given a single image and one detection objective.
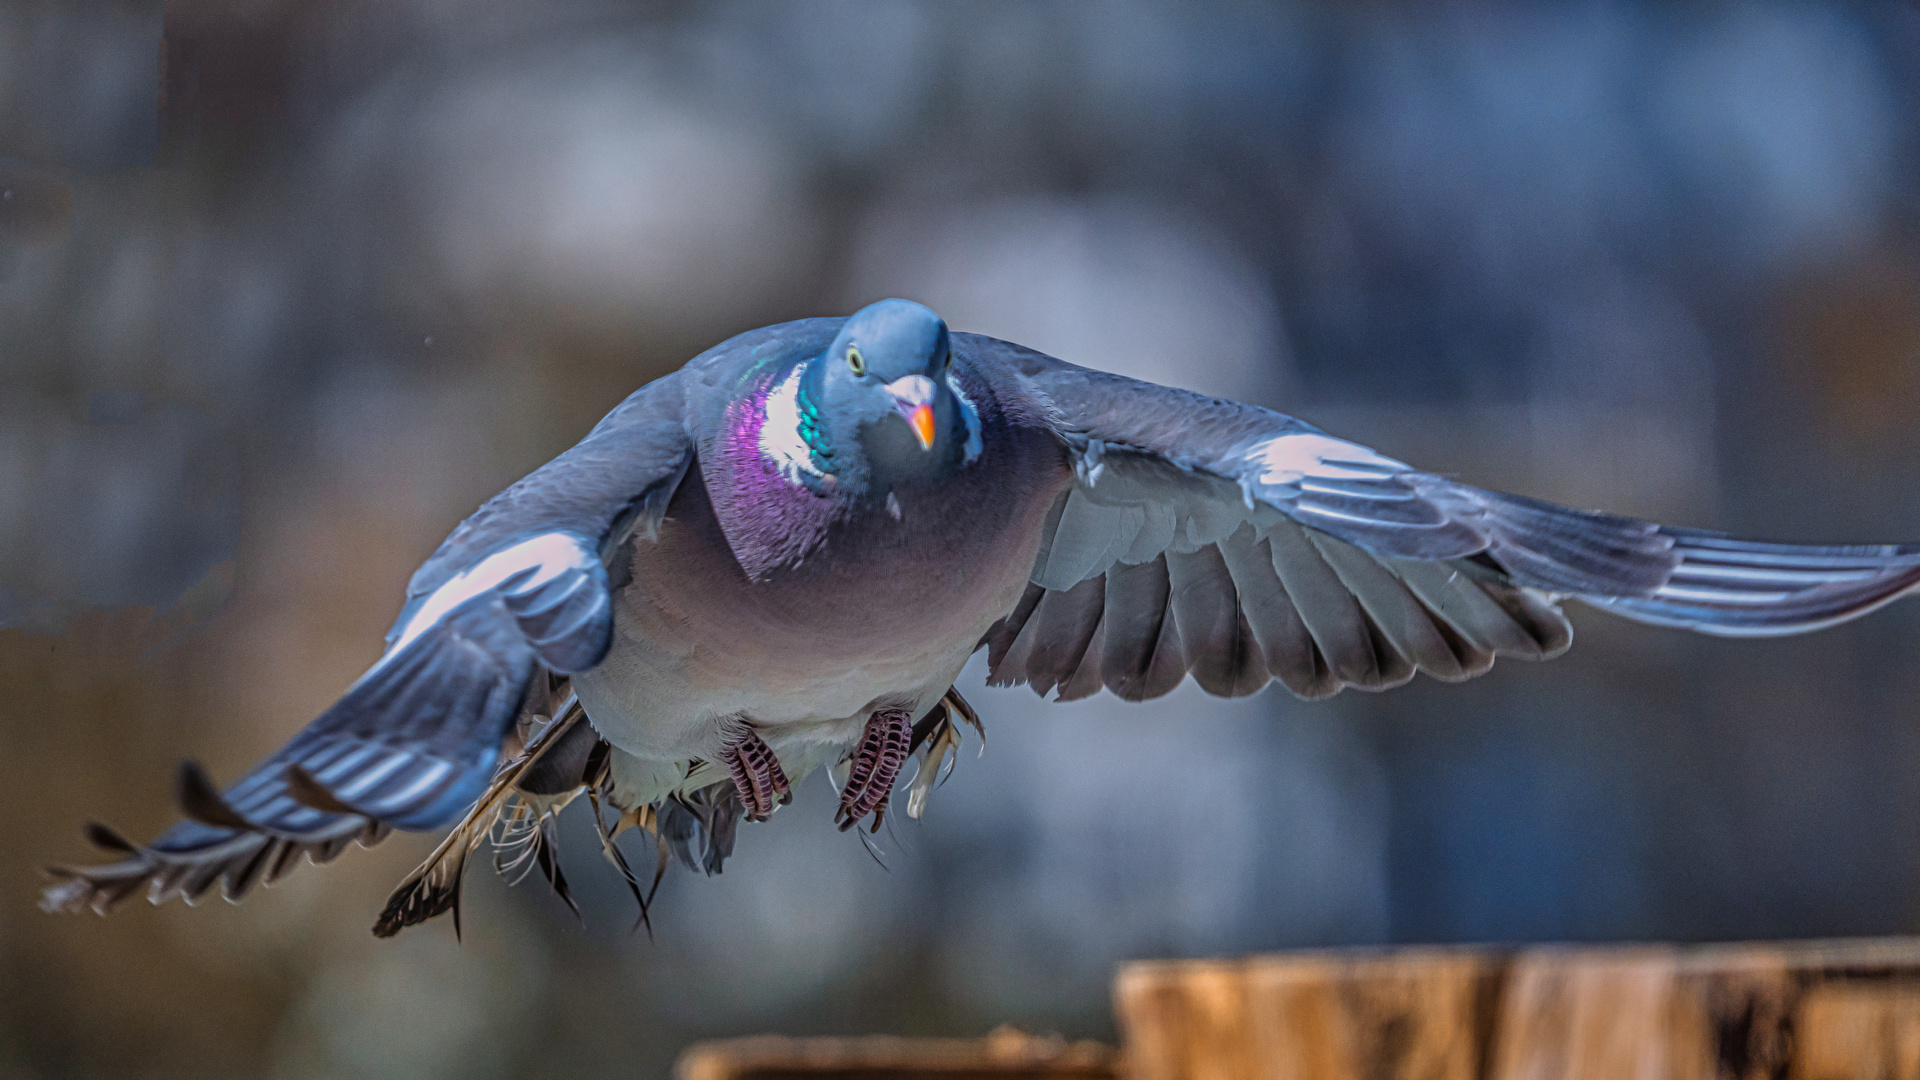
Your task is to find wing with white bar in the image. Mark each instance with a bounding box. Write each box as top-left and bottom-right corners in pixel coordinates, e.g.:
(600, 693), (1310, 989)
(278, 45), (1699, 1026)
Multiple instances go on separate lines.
(964, 334), (1920, 701)
(43, 372), (693, 914)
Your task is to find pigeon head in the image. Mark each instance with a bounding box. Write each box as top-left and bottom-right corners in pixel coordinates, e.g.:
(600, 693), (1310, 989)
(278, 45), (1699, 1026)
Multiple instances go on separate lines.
(801, 299), (964, 495)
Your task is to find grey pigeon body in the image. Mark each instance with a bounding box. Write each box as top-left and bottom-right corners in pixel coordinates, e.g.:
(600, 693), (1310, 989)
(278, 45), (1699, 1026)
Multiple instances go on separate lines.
(575, 317), (1067, 806)
(42, 299), (1920, 931)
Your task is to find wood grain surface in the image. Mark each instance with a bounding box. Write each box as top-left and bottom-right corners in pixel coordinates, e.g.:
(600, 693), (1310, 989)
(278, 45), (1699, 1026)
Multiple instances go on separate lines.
(1115, 938), (1920, 1080)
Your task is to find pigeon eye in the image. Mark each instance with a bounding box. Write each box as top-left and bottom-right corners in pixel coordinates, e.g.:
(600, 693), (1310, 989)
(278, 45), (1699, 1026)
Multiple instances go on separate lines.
(846, 346), (866, 376)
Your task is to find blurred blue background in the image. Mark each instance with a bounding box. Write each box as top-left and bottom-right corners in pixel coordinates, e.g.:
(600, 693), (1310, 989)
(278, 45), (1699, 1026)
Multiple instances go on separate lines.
(5, 2), (1920, 1077)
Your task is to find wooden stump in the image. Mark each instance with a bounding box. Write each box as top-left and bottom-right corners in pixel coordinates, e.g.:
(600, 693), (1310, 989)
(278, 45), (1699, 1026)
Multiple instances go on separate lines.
(1117, 948), (1506, 1080)
(1114, 938), (1920, 1080)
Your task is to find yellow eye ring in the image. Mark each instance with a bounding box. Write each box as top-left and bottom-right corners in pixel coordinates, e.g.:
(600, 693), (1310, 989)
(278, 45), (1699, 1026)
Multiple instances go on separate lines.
(847, 345), (865, 375)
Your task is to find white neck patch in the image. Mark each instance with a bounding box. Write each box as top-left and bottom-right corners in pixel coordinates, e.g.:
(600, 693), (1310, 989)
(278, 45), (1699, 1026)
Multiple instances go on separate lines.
(948, 373), (983, 464)
(759, 365), (824, 483)
(760, 364), (982, 477)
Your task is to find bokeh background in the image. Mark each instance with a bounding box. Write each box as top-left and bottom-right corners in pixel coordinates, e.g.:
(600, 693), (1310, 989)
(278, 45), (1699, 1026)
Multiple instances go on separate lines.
(5, 1), (1920, 1076)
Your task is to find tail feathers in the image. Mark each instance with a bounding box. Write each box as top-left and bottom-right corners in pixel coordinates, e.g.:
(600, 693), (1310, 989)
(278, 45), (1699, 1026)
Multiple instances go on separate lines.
(1583, 528), (1920, 636)
(660, 784), (743, 876)
(374, 700), (663, 939)
(378, 687), (989, 938)
(41, 597), (538, 916)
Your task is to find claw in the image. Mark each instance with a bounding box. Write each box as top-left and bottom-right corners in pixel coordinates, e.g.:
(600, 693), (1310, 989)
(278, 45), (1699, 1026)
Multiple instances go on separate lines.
(720, 729), (790, 822)
(837, 708), (913, 831)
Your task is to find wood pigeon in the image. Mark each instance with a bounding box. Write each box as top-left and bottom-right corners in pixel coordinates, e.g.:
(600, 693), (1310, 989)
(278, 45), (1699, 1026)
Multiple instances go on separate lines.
(42, 299), (1920, 936)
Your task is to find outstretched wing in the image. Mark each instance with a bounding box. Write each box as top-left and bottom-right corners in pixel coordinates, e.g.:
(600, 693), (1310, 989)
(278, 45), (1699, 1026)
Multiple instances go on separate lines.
(43, 372), (694, 914)
(966, 335), (1920, 701)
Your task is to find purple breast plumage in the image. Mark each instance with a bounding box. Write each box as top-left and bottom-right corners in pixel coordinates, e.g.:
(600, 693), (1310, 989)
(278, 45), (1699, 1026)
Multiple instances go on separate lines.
(705, 366), (845, 581)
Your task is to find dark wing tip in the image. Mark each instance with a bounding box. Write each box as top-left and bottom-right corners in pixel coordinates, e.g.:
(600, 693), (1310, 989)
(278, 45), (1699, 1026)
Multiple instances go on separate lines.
(44, 598), (537, 922)
(285, 765), (371, 817)
(175, 760), (257, 830)
(39, 863), (143, 915)
(39, 814), (382, 916)
(1584, 530), (1920, 635)
(82, 820), (137, 853)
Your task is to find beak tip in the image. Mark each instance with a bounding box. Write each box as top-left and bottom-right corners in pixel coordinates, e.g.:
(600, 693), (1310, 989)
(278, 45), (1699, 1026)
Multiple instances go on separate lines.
(909, 404), (936, 450)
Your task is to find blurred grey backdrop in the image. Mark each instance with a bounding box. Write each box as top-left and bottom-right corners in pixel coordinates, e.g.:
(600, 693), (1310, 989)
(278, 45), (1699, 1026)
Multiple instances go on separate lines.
(5, 2), (1920, 1078)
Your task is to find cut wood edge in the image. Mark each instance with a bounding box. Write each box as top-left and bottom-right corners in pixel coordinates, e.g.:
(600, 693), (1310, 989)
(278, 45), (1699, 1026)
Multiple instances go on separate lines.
(676, 1027), (1119, 1080)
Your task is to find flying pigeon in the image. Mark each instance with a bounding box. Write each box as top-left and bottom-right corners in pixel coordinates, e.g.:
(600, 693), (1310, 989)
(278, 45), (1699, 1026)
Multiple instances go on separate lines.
(41, 298), (1920, 935)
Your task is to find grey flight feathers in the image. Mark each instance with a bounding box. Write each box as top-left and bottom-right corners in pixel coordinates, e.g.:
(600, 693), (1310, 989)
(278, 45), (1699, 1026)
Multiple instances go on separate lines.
(41, 298), (1920, 935)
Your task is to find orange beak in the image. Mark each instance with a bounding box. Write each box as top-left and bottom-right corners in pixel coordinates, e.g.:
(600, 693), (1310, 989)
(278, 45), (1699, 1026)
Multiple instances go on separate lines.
(885, 374), (940, 451)
(907, 404), (936, 450)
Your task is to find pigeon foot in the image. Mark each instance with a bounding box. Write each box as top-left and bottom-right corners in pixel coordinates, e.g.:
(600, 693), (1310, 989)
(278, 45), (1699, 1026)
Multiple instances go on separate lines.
(837, 708), (912, 832)
(720, 729), (790, 822)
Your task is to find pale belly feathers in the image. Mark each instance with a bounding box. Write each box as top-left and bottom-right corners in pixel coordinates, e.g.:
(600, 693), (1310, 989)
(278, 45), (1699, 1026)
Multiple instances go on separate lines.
(572, 465), (1062, 805)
